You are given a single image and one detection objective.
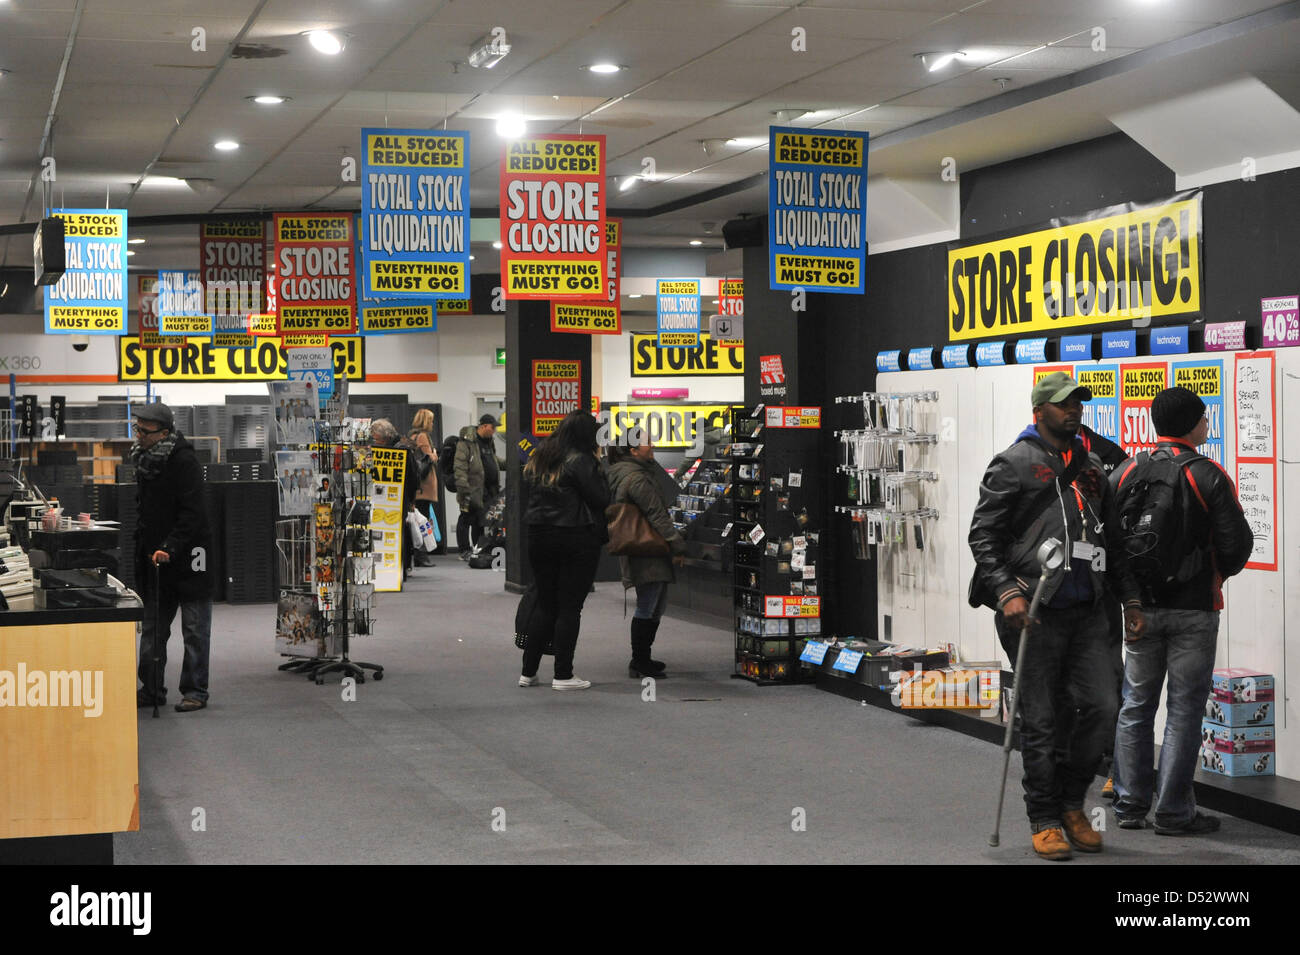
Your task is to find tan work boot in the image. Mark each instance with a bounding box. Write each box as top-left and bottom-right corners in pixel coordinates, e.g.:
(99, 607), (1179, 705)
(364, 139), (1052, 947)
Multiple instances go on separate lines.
(1101, 776), (1115, 800)
(1032, 827), (1072, 861)
(1062, 809), (1103, 852)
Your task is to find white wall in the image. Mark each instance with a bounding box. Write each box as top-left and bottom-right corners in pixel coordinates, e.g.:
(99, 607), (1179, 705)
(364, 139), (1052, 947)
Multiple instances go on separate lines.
(875, 352), (1296, 781)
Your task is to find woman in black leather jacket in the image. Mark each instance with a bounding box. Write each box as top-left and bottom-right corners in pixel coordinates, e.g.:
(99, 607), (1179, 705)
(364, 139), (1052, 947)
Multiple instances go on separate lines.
(519, 410), (610, 690)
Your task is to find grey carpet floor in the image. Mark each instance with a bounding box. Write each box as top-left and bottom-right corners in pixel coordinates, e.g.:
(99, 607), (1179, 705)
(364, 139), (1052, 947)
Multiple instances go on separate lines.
(115, 558), (1300, 865)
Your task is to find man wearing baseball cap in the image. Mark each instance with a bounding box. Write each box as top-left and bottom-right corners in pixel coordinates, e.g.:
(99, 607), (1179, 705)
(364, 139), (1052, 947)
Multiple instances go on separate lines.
(131, 402), (214, 712)
(969, 371), (1143, 859)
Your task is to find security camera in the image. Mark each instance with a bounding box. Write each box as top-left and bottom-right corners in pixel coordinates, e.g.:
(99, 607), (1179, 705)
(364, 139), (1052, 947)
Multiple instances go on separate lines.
(71, 334), (90, 353)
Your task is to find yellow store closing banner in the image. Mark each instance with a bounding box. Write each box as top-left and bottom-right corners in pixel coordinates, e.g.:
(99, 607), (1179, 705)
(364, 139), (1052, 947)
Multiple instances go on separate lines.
(630, 333), (744, 377)
(948, 193), (1202, 341)
(119, 336), (364, 382)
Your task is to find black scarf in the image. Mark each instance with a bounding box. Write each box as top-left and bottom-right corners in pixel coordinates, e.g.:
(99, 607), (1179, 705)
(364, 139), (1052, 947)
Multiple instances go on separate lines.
(130, 431), (179, 481)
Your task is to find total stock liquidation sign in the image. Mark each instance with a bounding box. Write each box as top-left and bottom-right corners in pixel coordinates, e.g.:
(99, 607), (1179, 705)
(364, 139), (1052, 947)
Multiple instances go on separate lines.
(360, 128), (470, 299)
(273, 213), (357, 335)
(499, 134), (606, 300)
(768, 127), (867, 295)
(43, 209), (128, 334)
(948, 193), (1203, 341)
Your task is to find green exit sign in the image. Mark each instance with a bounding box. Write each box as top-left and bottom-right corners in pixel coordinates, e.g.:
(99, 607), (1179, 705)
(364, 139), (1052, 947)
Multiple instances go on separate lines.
(494, 347), (506, 366)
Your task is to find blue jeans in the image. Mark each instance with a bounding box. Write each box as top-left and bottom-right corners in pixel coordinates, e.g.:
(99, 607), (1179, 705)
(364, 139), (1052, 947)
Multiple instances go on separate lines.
(633, 581), (669, 621)
(1112, 608), (1219, 828)
(138, 591), (212, 703)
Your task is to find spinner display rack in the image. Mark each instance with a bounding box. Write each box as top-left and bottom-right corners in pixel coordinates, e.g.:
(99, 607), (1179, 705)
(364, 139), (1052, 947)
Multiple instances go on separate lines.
(274, 383), (383, 686)
(669, 404), (744, 569)
(727, 406), (826, 685)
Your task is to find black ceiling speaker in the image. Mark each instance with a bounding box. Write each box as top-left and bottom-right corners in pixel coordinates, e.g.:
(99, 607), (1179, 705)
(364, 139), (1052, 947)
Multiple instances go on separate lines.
(721, 215), (765, 249)
(34, 216), (66, 286)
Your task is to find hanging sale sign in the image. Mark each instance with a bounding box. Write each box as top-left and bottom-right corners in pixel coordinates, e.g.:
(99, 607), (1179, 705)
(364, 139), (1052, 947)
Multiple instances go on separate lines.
(549, 218), (622, 334)
(360, 303), (437, 335)
(532, 359), (582, 435)
(437, 299), (471, 316)
(43, 209), (128, 334)
(949, 193), (1202, 341)
(657, 280), (701, 348)
(360, 128), (469, 300)
(768, 127), (867, 295)
(274, 213), (356, 334)
(119, 335), (364, 382)
(1077, 365), (1120, 445)
(199, 219), (265, 328)
(1119, 362), (1168, 458)
(157, 271), (213, 337)
(137, 275), (180, 350)
(630, 333), (744, 376)
(1171, 359), (1225, 467)
(500, 134), (606, 300)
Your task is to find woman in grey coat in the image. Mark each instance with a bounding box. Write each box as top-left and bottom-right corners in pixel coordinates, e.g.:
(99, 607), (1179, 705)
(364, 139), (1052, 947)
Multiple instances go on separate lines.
(606, 439), (688, 677)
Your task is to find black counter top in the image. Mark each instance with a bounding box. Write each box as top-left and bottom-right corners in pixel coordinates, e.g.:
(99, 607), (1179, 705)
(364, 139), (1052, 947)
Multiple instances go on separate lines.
(0, 597), (143, 628)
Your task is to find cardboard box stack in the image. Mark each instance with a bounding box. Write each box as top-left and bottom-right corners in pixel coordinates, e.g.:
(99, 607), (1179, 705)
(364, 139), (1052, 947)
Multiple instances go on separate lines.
(1199, 668), (1275, 777)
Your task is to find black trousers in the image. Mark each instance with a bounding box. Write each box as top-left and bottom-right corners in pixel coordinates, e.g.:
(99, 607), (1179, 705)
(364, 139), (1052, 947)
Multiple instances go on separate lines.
(522, 525), (602, 680)
(456, 503), (483, 553)
(996, 605), (1117, 828)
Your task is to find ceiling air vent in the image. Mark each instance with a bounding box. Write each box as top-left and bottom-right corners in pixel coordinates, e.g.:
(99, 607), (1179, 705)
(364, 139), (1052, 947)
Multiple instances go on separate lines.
(231, 43), (287, 59)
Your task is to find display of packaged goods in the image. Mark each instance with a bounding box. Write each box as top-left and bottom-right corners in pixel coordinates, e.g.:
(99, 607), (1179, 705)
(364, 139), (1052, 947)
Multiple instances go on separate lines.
(1198, 745), (1276, 777)
(1200, 718), (1275, 754)
(1204, 697), (1274, 727)
(1210, 669), (1274, 703)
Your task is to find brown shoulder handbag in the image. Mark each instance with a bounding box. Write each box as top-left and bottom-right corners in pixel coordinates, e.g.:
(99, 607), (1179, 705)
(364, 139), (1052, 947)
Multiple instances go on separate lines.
(605, 502), (670, 557)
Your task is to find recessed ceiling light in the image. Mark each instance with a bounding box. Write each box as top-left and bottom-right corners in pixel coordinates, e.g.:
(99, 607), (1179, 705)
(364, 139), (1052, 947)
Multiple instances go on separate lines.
(586, 63), (623, 74)
(469, 254), (476, 260)
(248, 94), (290, 105)
(689, 240), (703, 246)
(629, 294), (642, 299)
(0, 69), (10, 78)
(126, 250), (136, 256)
(492, 240), (503, 250)
(214, 140), (240, 151)
(700, 138), (733, 157)
(305, 30), (345, 55)
(772, 108), (812, 124)
(495, 114), (526, 138)
(128, 238), (146, 245)
(619, 176), (639, 192)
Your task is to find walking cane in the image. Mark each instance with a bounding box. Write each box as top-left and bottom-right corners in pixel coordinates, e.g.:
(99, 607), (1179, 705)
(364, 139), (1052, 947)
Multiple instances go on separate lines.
(151, 559), (162, 720)
(989, 538), (1065, 847)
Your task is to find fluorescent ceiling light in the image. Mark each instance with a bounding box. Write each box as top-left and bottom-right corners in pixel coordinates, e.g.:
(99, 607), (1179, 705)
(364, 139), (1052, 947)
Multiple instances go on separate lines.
(700, 138), (733, 157)
(469, 254), (476, 260)
(628, 294), (642, 299)
(586, 63), (623, 74)
(772, 108), (812, 123)
(492, 240), (502, 250)
(468, 33), (511, 69)
(306, 30), (345, 55)
(214, 140), (240, 151)
(689, 240), (703, 246)
(126, 250), (136, 256)
(141, 175), (189, 187)
(619, 176), (639, 192)
(495, 114), (526, 138)
(128, 238), (146, 245)
(916, 51), (964, 71)
(248, 94), (290, 105)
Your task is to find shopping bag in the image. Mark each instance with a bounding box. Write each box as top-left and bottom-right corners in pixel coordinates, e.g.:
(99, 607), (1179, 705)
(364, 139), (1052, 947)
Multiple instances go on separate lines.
(407, 510), (437, 552)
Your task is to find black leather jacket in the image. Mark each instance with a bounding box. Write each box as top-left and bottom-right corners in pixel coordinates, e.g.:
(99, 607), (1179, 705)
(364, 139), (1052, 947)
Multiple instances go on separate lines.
(969, 428), (1140, 611)
(524, 451), (610, 530)
(134, 435), (214, 601)
(1112, 439), (1253, 611)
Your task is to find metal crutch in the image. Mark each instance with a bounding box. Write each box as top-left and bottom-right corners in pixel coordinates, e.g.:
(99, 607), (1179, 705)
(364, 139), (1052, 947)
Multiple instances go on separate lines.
(989, 538), (1065, 847)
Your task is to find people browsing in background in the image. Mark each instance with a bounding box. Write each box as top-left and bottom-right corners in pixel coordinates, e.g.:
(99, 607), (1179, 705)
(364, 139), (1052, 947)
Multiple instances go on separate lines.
(519, 411), (610, 691)
(455, 414), (504, 560)
(405, 408), (440, 568)
(370, 418), (420, 580)
(968, 372), (1143, 861)
(1110, 386), (1253, 836)
(131, 402), (214, 713)
(606, 438), (688, 678)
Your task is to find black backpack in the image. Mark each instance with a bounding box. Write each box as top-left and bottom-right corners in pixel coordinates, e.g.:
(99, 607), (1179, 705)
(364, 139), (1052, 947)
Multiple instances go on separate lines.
(438, 435), (460, 492)
(1114, 450), (1205, 592)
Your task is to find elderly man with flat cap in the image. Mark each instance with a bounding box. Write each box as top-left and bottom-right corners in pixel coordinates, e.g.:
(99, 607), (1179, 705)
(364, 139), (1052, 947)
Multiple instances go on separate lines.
(131, 401), (214, 713)
(969, 372), (1144, 860)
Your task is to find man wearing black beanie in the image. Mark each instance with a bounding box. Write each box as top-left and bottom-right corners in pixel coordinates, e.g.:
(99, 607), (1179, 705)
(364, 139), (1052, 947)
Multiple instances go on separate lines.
(1111, 385), (1253, 835)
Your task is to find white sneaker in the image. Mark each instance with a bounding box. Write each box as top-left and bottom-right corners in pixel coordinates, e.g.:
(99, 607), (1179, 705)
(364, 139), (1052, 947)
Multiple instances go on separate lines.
(551, 676), (591, 691)
(518, 674), (539, 687)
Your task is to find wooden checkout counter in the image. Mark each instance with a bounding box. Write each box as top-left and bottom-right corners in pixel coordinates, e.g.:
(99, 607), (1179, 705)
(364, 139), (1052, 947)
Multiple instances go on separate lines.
(0, 599), (143, 864)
